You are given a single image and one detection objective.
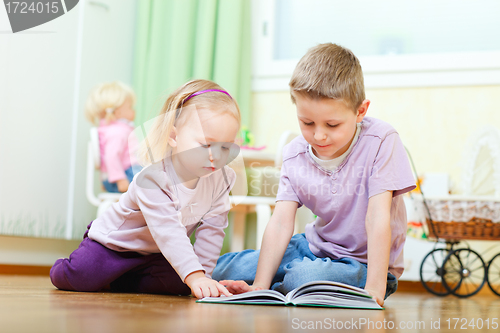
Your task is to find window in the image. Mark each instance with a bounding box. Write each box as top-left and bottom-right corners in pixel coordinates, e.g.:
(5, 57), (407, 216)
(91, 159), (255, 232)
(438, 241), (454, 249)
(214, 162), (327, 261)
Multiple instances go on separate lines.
(252, 0), (500, 91)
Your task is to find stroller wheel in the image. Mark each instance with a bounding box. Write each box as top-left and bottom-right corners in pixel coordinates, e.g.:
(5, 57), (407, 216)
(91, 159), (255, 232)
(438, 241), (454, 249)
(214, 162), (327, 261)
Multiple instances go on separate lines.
(487, 253), (500, 296)
(443, 248), (486, 298)
(420, 248), (455, 296)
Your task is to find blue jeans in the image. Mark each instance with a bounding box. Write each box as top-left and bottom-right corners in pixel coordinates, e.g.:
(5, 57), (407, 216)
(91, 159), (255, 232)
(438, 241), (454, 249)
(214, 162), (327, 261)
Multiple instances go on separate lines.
(213, 233), (398, 298)
(102, 165), (142, 193)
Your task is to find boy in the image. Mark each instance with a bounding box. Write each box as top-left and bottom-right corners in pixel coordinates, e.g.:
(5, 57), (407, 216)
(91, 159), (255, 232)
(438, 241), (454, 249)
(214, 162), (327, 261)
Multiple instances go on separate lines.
(213, 43), (416, 306)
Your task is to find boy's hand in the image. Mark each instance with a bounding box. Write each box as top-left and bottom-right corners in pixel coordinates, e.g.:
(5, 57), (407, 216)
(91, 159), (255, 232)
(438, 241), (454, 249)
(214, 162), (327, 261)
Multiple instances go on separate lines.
(116, 179), (129, 192)
(219, 280), (264, 294)
(364, 287), (384, 307)
(184, 271), (232, 299)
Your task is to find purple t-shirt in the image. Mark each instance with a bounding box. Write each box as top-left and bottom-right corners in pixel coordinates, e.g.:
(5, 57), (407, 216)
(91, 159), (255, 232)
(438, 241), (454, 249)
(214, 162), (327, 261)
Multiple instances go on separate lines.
(276, 117), (416, 278)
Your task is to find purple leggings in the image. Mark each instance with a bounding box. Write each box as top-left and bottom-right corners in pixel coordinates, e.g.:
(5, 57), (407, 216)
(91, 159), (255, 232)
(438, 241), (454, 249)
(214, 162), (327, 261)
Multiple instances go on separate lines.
(50, 225), (190, 295)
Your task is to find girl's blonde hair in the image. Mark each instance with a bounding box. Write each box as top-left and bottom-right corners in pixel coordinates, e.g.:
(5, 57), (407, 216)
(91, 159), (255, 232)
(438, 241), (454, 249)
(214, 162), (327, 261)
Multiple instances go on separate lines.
(85, 81), (136, 125)
(138, 79), (241, 166)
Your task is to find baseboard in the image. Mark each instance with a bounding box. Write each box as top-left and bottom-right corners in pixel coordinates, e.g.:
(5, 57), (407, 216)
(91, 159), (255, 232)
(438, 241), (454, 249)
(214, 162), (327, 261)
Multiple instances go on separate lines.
(0, 264), (51, 276)
(397, 280), (497, 296)
(397, 280), (428, 293)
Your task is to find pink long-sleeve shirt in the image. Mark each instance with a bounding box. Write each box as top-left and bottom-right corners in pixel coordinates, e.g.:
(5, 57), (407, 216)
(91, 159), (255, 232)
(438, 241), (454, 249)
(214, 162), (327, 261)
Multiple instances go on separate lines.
(88, 159), (236, 281)
(98, 119), (139, 183)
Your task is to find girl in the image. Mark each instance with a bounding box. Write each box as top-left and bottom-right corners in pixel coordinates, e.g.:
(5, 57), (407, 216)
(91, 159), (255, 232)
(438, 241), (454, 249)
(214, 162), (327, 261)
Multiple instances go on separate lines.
(52, 79), (240, 298)
(85, 81), (142, 193)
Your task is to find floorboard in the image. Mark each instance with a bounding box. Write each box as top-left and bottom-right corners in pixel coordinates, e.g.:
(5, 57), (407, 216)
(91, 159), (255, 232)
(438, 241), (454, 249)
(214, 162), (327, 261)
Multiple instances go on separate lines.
(0, 275), (499, 332)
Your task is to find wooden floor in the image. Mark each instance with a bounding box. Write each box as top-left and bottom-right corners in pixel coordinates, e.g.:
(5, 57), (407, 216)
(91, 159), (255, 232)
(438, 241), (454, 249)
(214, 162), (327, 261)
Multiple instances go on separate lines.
(1, 275), (499, 333)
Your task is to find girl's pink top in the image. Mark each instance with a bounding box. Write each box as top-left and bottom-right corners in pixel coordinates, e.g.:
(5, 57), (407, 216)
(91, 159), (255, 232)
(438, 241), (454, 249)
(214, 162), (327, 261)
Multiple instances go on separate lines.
(98, 119), (139, 182)
(89, 160), (236, 281)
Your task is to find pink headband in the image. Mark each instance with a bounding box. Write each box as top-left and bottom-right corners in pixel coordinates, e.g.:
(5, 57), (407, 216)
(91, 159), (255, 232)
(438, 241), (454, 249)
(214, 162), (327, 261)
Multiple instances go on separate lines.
(182, 89), (232, 104)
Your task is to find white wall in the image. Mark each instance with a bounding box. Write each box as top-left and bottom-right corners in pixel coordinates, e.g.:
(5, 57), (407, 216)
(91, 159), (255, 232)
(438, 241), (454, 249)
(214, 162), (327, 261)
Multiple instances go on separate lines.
(0, 0), (137, 246)
(0, 1), (79, 239)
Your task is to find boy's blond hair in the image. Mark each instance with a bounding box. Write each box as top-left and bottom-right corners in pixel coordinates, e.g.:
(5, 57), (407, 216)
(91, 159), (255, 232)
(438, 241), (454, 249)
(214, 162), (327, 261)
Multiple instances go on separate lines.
(289, 43), (365, 111)
(85, 81), (136, 125)
(138, 79), (241, 166)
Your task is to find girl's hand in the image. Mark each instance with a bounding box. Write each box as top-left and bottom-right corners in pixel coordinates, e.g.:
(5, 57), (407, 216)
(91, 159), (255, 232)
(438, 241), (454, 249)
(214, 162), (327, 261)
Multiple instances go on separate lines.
(219, 280), (264, 294)
(364, 288), (384, 307)
(184, 271), (232, 299)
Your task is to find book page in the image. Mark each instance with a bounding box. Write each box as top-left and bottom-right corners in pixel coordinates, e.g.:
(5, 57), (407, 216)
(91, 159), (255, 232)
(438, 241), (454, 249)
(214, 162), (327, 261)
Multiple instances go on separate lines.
(287, 280), (370, 300)
(198, 289), (287, 305)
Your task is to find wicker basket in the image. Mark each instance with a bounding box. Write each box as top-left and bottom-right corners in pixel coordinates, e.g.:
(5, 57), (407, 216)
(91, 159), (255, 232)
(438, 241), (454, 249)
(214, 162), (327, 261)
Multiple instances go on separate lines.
(426, 217), (500, 241)
(414, 195), (500, 241)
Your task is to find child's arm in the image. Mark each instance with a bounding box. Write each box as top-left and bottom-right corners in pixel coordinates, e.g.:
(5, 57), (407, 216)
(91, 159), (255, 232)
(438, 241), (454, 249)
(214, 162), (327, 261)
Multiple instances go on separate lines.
(134, 164), (230, 298)
(193, 167), (236, 277)
(254, 200), (298, 289)
(364, 190), (393, 306)
(193, 214), (227, 278)
(221, 200), (298, 293)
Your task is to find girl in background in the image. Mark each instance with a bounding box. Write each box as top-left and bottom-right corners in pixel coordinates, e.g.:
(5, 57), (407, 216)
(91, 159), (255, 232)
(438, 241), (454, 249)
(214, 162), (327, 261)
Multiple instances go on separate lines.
(85, 81), (141, 193)
(52, 79), (240, 298)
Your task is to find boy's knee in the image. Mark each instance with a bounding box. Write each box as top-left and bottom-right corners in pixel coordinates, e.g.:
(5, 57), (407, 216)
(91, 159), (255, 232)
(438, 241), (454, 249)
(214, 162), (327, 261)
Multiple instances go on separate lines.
(211, 266), (223, 281)
(283, 257), (318, 278)
(278, 257), (318, 290)
(282, 257), (367, 288)
(212, 250), (259, 282)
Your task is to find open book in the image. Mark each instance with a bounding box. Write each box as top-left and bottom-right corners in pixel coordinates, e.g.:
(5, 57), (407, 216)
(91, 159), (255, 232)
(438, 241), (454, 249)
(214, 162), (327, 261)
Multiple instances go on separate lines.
(197, 280), (382, 310)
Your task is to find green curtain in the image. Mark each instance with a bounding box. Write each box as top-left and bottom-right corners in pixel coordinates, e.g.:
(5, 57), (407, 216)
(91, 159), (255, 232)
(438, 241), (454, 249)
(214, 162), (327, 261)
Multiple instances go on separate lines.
(133, 0), (251, 127)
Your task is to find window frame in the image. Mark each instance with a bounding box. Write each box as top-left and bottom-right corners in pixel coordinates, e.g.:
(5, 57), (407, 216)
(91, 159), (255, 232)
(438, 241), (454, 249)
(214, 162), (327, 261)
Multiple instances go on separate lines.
(252, 0), (500, 91)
